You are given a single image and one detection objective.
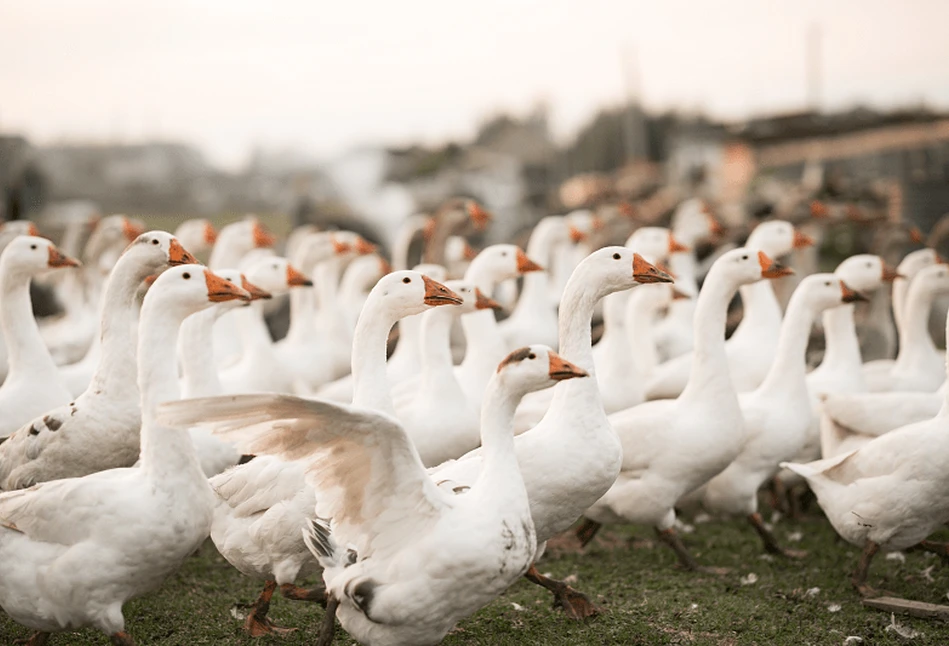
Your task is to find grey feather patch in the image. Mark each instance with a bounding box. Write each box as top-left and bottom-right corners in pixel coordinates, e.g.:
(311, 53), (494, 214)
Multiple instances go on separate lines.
(43, 416), (62, 431)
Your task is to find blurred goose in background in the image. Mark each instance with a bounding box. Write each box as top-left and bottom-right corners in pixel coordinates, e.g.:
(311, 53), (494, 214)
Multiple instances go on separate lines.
(421, 198), (491, 265)
(173, 217), (218, 256)
(652, 198), (724, 360)
(444, 235), (478, 279)
(499, 215), (572, 351)
(391, 213), (431, 271)
(702, 275), (864, 555)
(782, 307), (949, 597)
(432, 247), (672, 618)
(861, 263), (949, 392)
(159, 345), (585, 646)
(0, 265), (248, 646)
(219, 257), (312, 395)
(580, 250), (791, 570)
(0, 237), (81, 438)
(0, 221), (41, 384)
(647, 220), (811, 399)
(547, 210), (600, 309)
(337, 253), (391, 343)
(0, 232), (198, 489)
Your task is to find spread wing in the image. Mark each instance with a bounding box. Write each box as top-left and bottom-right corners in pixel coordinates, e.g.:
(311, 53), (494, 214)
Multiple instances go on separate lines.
(158, 394), (452, 559)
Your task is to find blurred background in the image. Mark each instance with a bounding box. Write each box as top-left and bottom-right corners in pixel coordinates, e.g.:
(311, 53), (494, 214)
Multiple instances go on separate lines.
(2, 0), (949, 255)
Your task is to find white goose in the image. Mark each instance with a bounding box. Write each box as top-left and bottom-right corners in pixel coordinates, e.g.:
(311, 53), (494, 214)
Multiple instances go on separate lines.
(580, 249), (790, 569)
(862, 263), (949, 392)
(0, 232), (198, 489)
(219, 258), (312, 395)
(593, 226), (684, 414)
(398, 282), (501, 466)
(702, 274), (864, 555)
(781, 307), (949, 597)
(0, 264), (248, 645)
(158, 345), (587, 646)
(432, 247), (672, 618)
(166, 270), (463, 636)
(173, 218), (217, 256)
(498, 215), (573, 351)
(0, 237), (81, 438)
(646, 220), (811, 399)
(0, 222), (41, 384)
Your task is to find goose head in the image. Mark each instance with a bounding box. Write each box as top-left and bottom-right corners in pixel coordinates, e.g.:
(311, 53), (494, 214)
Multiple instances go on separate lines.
(565, 210), (603, 245)
(145, 265), (250, 318)
(465, 244), (543, 290)
(909, 263), (949, 300)
(495, 344), (588, 398)
(292, 232), (352, 273)
(572, 246), (673, 299)
(208, 269), (270, 314)
(216, 217), (276, 258)
(442, 280), (503, 316)
(333, 231), (377, 257)
(1, 236), (80, 278)
(796, 273), (868, 314)
(833, 254), (899, 294)
(242, 256), (311, 297)
(625, 226), (686, 264)
(707, 247), (793, 290)
(123, 231), (199, 280)
(84, 215), (146, 268)
(897, 248), (940, 283)
(671, 199), (724, 245)
(746, 220), (813, 258)
(367, 270), (462, 320)
(445, 235), (478, 264)
(412, 263), (448, 283)
(173, 218), (218, 253)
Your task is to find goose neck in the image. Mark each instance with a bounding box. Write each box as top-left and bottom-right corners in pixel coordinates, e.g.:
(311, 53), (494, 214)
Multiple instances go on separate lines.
(757, 291), (816, 395)
(818, 305), (861, 371)
(470, 377), (524, 496)
(419, 307), (456, 388)
(680, 273), (736, 401)
(0, 268), (57, 377)
(731, 281), (781, 342)
(351, 299), (399, 414)
(179, 307), (224, 398)
(557, 274), (603, 374)
(897, 283), (937, 363)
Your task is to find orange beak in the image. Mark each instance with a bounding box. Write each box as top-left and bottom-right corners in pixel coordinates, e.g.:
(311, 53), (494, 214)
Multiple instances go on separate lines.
(618, 202), (637, 219)
(47, 245), (80, 268)
(907, 227), (924, 245)
(840, 281), (867, 303)
(548, 351), (589, 381)
(332, 237), (351, 255)
(568, 225), (587, 243)
(809, 200), (829, 218)
(881, 263), (903, 282)
(378, 257), (393, 275)
(123, 218), (145, 242)
(758, 251), (794, 279)
(241, 275), (273, 300)
(286, 264), (313, 287)
(252, 221), (277, 248)
(515, 248), (544, 274)
(792, 229), (815, 249)
(203, 222), (218, 245)
(671, 287), (692, 300)
(205, 269), (251, 302)
(668, 234), (689, 254)
(466, 201), (492, 231)
(591, 216), (604, 231)
(633, 253), (674, 284)
(422, 275), (463, 306)
(462, 241), (478, 261)
(168, 238), (199, 265)
(706, 214), (726, 237)
(27, 222), (40, 237)
(656, 262), (677, 279)
(355, 237), (377, 255)
(474, 288), (503, 311)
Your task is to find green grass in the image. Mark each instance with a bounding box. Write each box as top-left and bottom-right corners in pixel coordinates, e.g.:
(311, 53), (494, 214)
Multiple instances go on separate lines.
(3, 510), (949, 645)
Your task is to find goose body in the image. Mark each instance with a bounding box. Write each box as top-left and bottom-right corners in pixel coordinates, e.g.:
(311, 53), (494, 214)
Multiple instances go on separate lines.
(0, 265), (246, 643)
(0, 233), (198, 489)
(159, 345), (583, 646)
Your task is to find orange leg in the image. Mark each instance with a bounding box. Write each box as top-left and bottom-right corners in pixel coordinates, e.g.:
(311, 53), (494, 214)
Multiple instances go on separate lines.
(245, 580), (296, 637)
(524, 563), (600, 620)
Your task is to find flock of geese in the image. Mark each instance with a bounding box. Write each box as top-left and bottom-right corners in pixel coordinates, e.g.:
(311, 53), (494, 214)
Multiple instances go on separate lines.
(0, 195), (947, 645)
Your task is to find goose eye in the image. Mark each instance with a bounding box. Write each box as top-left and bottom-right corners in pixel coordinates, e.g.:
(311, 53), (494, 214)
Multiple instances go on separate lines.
(183, 272), (191, 280)
(151, 239), (159, 245)
(501, 251), (508, 257)
(528, 353), (536, 360)
(402, 277), (411, 284)
(741, 254), (748, 260)
(825, 281), (830, 286)
(30, 244), (37, 250)
(612, 253), (621, 260)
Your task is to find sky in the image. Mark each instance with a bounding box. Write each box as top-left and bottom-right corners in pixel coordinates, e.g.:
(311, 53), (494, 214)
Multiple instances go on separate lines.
(2, 0), (948, 169)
